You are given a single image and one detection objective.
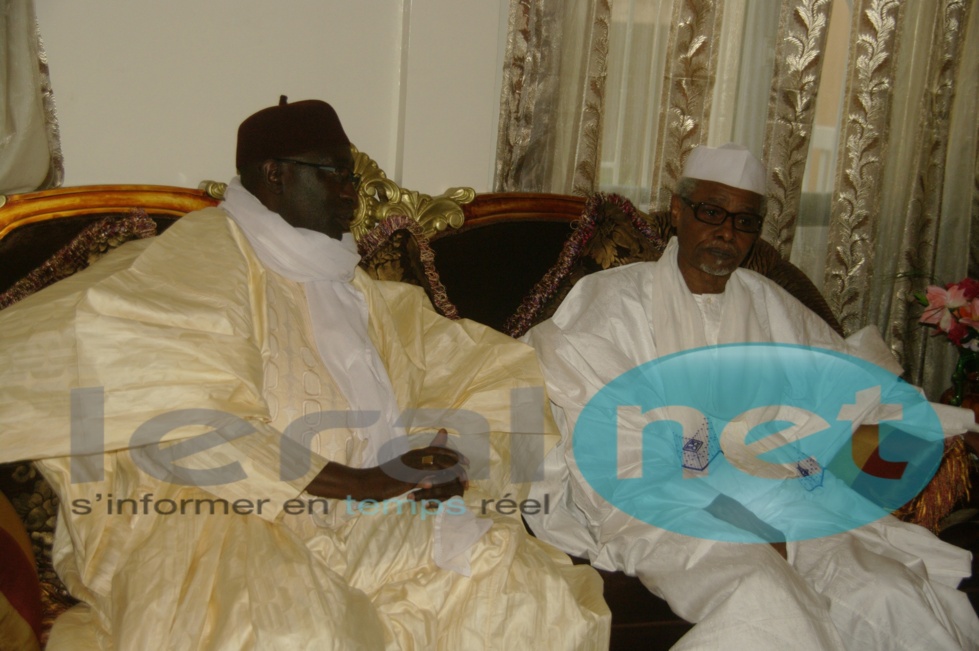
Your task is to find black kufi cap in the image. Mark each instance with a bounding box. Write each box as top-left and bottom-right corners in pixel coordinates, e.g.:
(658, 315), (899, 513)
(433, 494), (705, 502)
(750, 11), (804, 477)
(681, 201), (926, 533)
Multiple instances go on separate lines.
(236, 96), (350, 170)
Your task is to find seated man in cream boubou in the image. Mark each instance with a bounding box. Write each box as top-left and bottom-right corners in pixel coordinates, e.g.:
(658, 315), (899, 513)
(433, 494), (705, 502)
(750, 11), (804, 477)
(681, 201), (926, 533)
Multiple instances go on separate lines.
(0, 98), (611, 650)
(522, 143), (979, 650)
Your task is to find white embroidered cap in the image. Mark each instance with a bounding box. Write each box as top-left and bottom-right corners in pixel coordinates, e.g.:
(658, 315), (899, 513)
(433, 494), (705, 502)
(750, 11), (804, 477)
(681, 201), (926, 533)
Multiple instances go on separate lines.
(681, 143), (767, 195)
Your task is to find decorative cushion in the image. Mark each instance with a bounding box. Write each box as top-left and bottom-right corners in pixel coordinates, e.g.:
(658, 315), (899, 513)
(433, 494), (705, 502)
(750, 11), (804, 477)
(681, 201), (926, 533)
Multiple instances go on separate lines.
(0, 465), (67, 649)
(357, 213), (459, 319)
(894, 438), (972, 533)
(504, 194), (666, 338)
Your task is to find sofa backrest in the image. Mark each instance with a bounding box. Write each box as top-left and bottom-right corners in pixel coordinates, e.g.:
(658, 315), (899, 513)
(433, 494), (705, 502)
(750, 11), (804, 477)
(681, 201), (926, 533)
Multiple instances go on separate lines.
(0, 181), (841, 339)
(430, 192), (843, 338)
(0, 185), (220, 299)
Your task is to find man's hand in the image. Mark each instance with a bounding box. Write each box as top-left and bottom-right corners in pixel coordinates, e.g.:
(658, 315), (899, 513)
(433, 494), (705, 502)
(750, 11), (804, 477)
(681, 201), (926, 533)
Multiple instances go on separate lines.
(380, 429), (470, 502)
(304, 429), (469, 503)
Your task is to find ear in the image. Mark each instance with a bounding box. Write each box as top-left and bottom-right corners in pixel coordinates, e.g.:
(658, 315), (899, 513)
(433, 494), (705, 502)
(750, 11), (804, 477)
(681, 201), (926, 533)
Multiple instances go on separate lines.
(261, 159), (285, 195)
(669, 194), (682, 228)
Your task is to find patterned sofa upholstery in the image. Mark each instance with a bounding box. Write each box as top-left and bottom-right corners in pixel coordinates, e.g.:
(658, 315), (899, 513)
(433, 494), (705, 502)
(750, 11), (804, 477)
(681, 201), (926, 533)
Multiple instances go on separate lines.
(0, 151), (974, 650)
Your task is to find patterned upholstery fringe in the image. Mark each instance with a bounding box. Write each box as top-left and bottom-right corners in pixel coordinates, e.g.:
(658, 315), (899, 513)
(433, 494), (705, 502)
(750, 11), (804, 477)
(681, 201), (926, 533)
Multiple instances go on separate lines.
(504, 193), (659, 338)
(894, 436), (972, 533)
(0, 209), (157, 310)
(357, 213), (460, 320)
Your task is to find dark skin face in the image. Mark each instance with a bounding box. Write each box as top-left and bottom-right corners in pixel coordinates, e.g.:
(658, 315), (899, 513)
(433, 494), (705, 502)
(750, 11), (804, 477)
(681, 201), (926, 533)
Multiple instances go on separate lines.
(246, 141), (359, 240)
(670, 180), (763, 294)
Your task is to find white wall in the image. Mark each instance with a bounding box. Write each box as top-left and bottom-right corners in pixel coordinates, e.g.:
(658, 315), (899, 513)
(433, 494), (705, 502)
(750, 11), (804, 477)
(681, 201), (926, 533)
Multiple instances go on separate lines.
(33, 0), (507, 193)
(399, 1), (509, 192)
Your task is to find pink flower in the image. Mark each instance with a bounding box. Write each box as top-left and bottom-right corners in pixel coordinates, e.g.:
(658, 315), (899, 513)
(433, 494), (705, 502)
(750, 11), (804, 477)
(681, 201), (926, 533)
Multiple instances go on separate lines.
(920, 285), (962, 332)
(919, 279), (979, 348)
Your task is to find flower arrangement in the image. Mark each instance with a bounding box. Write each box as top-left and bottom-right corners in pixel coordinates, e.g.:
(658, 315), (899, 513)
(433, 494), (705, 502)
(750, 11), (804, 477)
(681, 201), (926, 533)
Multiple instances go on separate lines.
(906, 278), (979, 532)
(916, 277), (979, 351)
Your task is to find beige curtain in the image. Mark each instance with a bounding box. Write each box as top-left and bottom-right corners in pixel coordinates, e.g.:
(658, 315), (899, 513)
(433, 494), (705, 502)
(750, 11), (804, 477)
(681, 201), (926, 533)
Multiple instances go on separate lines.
(495, 0), (612, 195)
(496, 0), (979, 400)
(0, 0), (62, 195)
(798, 0), (978, 396)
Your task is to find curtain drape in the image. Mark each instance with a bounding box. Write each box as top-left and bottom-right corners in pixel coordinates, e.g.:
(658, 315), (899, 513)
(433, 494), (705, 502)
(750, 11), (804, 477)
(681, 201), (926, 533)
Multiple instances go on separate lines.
(0, 0), (62, 195)
(496, 0), (612, 195)
(495, 0), (979, 400)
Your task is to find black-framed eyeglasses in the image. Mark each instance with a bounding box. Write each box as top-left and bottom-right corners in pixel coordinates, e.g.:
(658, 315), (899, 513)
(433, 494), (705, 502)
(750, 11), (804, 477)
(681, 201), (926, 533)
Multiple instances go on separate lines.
(680, 197), (764, 234)
(275, 158), (361, 187)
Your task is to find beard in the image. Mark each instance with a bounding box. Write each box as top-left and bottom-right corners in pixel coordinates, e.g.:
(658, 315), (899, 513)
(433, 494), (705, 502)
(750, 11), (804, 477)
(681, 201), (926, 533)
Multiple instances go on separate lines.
(698, 260), (738, 276)
(697, 246), (742, 276)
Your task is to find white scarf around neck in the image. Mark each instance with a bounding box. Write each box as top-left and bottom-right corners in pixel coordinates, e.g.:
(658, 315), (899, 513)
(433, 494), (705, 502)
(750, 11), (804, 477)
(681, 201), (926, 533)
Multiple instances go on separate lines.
(647, 237), (768, 357)
(221, 179), (493, 572)
(221, 177), (403, 467)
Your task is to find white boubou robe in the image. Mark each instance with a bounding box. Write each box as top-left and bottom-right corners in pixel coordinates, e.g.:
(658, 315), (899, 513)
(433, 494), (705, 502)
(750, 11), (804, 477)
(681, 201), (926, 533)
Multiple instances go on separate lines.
(523, 237), (979, 651)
